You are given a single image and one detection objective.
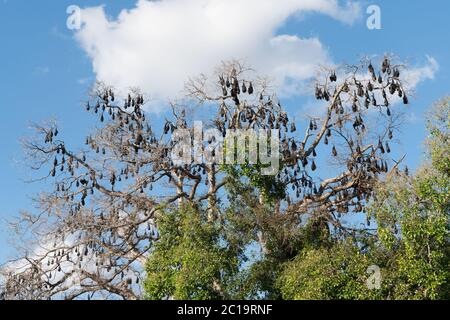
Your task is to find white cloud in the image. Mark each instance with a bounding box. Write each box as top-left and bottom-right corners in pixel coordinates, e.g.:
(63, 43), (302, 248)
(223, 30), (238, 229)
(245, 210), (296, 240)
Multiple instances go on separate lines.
(403, 55), (439, 90)
(74, 0), (361, 111)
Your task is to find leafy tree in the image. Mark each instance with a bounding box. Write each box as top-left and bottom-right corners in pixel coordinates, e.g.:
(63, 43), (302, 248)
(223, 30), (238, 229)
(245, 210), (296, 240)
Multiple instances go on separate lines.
(1, 58), (421, 300)
(368, 98), (449, 299)
(144, 204), (239, 300)
(276, 239), (375, 300)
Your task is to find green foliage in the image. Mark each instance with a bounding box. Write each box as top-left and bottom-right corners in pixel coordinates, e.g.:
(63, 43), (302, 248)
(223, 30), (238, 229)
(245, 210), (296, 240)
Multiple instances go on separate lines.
(221, 164), (285, 203)
(366, 174), (449, 299)
(426, 97), (450, 176)
(144, 205), (238, 300)
(277, 239), (378, 300)
(220, 131), (285, 202)
(367, 98), (450, 299)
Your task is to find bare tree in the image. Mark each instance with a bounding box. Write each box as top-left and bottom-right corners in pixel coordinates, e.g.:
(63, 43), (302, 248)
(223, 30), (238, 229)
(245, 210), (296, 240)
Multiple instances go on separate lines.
(0, 57), (410, 300)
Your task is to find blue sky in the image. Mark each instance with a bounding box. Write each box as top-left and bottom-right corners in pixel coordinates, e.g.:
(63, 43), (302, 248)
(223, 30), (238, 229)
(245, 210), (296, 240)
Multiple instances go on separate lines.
(0, 0), (449, 264)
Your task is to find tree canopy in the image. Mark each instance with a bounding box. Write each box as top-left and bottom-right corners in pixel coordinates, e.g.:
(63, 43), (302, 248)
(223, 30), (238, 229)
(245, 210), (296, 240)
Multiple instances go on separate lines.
(0, 59), (448, 300)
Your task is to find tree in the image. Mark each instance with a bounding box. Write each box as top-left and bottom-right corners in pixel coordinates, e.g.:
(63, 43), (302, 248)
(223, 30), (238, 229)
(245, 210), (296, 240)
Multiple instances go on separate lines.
(276, 239), (375, 300)
(368, 98), (449, 299)
(1, 57), (411, 300)
(276, 98), (449, 300)
(144, 203), (243, 300)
